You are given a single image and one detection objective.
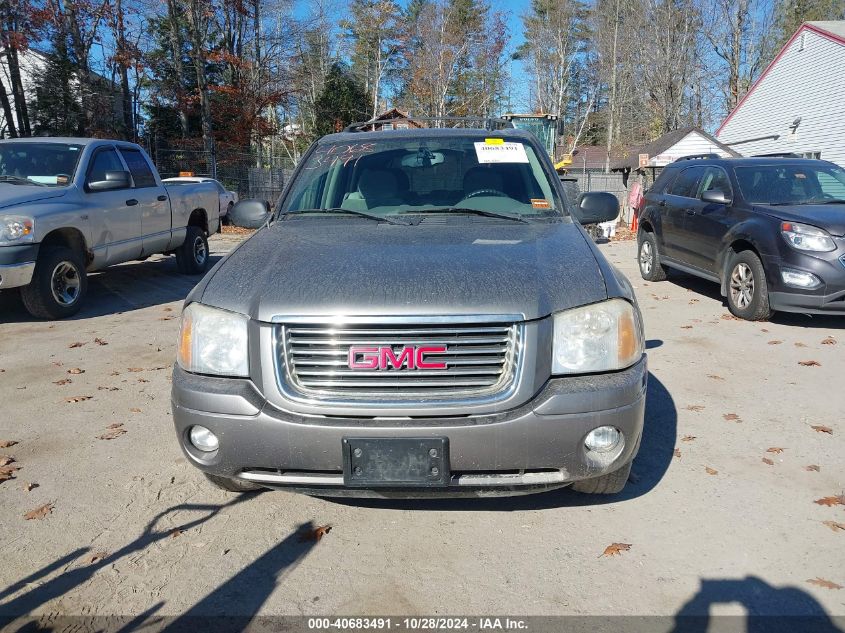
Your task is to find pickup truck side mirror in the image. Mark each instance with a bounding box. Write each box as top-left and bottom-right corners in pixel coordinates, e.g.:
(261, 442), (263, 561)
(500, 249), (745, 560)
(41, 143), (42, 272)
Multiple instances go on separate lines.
(230, 199), (270, 229)
(574, 191), (619, 224)
(87, 170), (131, 192)
(701, 189), (732, 205)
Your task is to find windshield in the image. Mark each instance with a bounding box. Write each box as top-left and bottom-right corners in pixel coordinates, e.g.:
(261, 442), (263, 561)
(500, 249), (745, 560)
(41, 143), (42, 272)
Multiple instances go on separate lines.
(735, 163), (845, 205)
(0, 142), (83, 187)
(280, 135), (565, 220)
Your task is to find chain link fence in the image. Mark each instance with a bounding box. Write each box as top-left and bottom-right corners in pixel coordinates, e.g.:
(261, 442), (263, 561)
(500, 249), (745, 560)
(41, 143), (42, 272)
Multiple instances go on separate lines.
(151, 147), (297, 205)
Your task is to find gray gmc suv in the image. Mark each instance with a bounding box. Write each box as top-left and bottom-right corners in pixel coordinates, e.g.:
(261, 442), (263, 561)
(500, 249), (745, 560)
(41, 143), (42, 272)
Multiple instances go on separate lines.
(172, 126), (647, 497)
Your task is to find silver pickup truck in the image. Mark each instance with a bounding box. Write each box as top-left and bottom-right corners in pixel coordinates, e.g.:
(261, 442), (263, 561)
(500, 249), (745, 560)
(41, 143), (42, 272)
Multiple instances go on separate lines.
(0, 137), (219, 318)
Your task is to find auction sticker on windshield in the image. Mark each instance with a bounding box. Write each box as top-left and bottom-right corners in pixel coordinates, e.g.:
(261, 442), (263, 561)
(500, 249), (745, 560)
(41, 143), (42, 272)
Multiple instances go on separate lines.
(474, 141), (529, 164)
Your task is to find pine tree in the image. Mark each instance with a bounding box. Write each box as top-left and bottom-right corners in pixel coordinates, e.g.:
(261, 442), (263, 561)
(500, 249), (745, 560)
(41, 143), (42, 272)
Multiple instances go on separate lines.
(313, 63), (369, 137)
(30, 34), (82, 136)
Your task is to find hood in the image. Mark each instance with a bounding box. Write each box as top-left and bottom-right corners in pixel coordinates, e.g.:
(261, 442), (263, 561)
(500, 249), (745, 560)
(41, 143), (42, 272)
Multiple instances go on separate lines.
(200, 217), (608, 322)
(0, 185), (68, 211)
(756, 203), (845, 237)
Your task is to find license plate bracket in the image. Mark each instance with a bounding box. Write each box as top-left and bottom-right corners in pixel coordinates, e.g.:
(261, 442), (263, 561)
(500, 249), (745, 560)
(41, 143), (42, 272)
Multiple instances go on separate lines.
(342, 437), (449, 487)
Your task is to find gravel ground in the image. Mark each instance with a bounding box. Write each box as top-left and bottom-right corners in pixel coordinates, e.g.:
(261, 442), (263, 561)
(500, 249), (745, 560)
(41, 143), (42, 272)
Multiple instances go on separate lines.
(0, 233), (843, 627)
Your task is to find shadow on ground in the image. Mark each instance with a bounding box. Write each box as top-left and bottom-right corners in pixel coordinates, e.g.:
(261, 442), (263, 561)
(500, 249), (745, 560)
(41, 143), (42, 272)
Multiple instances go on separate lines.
(669, 576), (844, 633)
(0, 492), (317, 629)
(0, 255), (222, 324)
(328, 371), (676, 512)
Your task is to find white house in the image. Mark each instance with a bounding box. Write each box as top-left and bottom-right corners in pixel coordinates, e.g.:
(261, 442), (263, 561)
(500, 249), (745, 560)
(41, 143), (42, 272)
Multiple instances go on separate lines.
(716, 21), (845, 168)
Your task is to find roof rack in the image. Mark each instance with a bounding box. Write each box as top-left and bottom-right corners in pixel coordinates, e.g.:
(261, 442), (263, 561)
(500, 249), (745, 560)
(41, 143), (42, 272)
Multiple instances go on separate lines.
(673, 153), (721, 162)
(751, 152), (802, 158)
(343, 116), (514, 133)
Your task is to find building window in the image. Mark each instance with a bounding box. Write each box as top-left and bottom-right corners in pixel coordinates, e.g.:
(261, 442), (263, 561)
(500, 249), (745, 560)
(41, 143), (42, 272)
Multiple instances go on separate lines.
(382, 123), (394, 130)
(801, 151), (821, 159)
(799, 32), (806, 51)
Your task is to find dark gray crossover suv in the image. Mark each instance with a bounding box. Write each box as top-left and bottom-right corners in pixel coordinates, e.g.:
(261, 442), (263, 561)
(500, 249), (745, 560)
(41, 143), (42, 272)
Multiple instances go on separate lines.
(172, 126), (646, 497)
(637, 155), (845, 320)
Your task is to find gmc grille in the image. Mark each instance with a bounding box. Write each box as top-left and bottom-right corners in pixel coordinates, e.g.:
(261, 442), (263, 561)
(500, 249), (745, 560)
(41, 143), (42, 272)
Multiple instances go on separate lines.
(276, 320), (521, 403)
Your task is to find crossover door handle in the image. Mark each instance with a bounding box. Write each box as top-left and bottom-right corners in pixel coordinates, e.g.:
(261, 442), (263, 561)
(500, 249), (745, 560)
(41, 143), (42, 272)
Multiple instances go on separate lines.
(126, 199), (139, 206)
(157, 195), (168, 201)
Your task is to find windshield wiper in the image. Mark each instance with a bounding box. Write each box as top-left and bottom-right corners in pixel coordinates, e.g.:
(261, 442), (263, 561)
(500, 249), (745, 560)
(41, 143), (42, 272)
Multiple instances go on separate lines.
(800, 198), (845, 205)
(283, 208), (410, 226)
(402, 207), (530, 224)
(0, 175), (46, 186)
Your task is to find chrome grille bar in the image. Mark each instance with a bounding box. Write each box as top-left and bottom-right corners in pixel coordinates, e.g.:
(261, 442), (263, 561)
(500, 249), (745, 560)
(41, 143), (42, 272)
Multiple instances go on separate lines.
(277, 319), (521, 402)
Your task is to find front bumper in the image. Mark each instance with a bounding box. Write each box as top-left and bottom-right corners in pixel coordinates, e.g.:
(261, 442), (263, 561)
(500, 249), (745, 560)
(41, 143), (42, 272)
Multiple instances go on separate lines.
(171, 357), (648, 497)
(0, 244), (38, 290)
(763, 250), (845, 315)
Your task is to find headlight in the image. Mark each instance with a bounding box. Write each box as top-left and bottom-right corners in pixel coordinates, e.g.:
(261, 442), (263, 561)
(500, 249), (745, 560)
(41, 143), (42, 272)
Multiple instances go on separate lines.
(552, 299), (644, 374)
(781, 222), (835, 252)
(0, 215), (35, 243)
(177, 303), (249, 377)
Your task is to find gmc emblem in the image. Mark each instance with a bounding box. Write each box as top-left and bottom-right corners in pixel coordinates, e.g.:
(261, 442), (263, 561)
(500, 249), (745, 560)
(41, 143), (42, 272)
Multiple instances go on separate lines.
(348, 345), (448, 370)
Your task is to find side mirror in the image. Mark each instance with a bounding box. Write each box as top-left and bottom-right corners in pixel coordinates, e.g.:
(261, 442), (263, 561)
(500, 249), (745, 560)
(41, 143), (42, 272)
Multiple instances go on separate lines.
(87, 170), (131, 191)
(229, 199), (270, 229)
(701, 189), (732, 205)
(574, 191), (619, 224)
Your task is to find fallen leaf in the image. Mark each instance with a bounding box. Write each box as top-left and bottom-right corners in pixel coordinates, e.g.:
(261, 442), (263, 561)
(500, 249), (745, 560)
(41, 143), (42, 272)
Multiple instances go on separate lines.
(0, 440), (18, 448)
(97, 386), (119, 391)
(67, 368), (85, 375)
(795, 342), (807, 348)
(762, 457), (774, 466)
(799, 360), (821, 367)
(65, 396), (92, 403)
(688, 299), (699, 304)
(811, 425), (833, 435)
(0, 465), (22, 482)
(723, 413), (741, 422)
(129, 407), (141, 413)
(110, 371), (120, 376)
(767, 340), (782, 345)
(24, 503), (53, 520)
(137, 378), (149, 383)
(673, 448), (681, 458)
(707, 374), (725, 381)
(767, 447), (785, 454)
(87, 551), (109, 564)
(760, 328), (769, 332)
(600, 542), (631, 557)
(299, 525), (333, 542)
(128, 367), (144, 372)
(94, 338), (108, 346)
(53, 378), (72, 385)
(807, 578), (842, 590)
(680, 325), (693, 329)
(685, 405), (704, 412)
(814, 495), (845, 507)
(721, 314), (741, 321)
(51, 361), (63, 367)
(23, 481), (38, 492)
(97, 426), (127, 440)
(163, 306), (174, 312)
(68, 342), (86, 348)
(822, 521), (845, 532)
(705, 467), (718, 475)
(170, 528), (183, 539)
(821, 336), (836, 345)
(0, 455), (15, 466)
(681, 435), (697, 442)
(107, 422), (124, 429)
(805, 465), (821, 472)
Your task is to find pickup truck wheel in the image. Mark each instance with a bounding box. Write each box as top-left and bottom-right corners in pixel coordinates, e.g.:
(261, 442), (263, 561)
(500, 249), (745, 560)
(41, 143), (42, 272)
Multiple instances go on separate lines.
(204, 473), (262, 493)
(637, 231), (667, 281)
(570, 460), (632, 495)
(21, 246), (88, 319)
(176, 226), (209, 275)
(726, 251), (772, 321)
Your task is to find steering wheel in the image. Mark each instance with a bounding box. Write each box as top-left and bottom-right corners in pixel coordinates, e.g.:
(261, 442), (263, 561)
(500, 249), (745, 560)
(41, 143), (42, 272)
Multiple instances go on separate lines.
(464, 189), (507, 200)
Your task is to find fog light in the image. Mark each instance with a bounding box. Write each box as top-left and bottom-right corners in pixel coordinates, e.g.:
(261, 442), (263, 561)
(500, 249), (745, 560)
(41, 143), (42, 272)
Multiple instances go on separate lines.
(585, 426), (621, 453)
(189, 425), (219, 452)
(781, 268), (822, 289)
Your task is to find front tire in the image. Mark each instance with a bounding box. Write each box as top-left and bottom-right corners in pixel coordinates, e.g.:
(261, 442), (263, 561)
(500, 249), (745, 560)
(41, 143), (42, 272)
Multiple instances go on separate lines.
(637, 230), (667, 281)
(204, 473), (262, 493)
(21, 246), (88, 319)
(726, 250), (772, 321)
(175, 226), (210, 275)
(570, 460), (632, 495)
